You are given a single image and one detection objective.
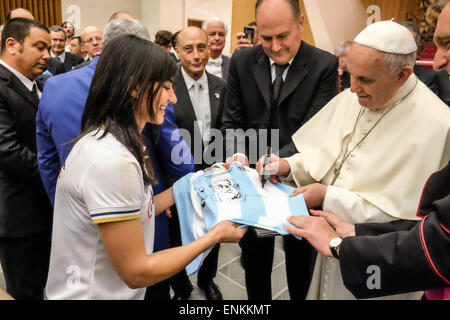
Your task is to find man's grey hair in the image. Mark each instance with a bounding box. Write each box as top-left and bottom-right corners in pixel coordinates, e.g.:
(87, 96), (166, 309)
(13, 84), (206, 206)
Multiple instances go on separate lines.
(202, 17), (228, 36)
(49, 25), (67, 39)
(383, 51), (416, 75)
(335, 41), (353, 56)
(102, 18), (151, 48)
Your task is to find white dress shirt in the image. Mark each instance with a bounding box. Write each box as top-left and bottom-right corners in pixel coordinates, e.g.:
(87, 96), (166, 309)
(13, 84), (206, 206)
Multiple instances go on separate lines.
(51, 51), (66, 63)
(181, 68), (211, 144)
(0, 59), (41, 98)
(268, 57), (294, 83)
(205, 55), (223, 79)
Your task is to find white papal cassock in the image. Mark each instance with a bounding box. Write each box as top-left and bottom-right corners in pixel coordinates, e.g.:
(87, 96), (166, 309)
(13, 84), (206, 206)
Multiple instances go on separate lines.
(285, 73), (450, 300)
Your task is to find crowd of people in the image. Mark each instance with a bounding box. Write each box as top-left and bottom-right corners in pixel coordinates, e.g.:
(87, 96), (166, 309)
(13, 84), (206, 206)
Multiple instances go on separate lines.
(0, 0), (449, 301)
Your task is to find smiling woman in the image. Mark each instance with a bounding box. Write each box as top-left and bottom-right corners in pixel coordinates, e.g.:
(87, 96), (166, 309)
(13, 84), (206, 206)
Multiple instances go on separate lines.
(45, 34), (247, 300)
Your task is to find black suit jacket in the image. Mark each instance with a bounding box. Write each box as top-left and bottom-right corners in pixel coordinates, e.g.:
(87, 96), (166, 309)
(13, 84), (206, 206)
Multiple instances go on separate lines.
(340, 161), (450, 299)
(63, 52), (84, 72)
(221, 55), (231, 81)
(221, 42), (338, 163)
(0, 65), (52, 238)
(414, 65), (439, 95)
(172, 67), (226, 171)
(46, 57), (65, 76)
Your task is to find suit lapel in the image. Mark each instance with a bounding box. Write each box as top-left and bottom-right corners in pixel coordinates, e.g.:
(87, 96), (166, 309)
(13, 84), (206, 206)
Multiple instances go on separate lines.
(278, 42), (309, 107)
(173, 69), (197, 122)
(173, 69), (200, 150)
(206, 71), (221, 128)
(251, 49), (272, 110)
(0, 65), (39, 108)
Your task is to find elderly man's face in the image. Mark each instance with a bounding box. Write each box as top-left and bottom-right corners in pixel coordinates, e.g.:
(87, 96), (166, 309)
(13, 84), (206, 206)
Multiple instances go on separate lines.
(346, 44), (400, 110)
(81, 28), (103, 58)
(256, 0), (303, 65)
(433, 4), (450, 74)
(176, 27), (209, 81)
(206, 21), (226, 53)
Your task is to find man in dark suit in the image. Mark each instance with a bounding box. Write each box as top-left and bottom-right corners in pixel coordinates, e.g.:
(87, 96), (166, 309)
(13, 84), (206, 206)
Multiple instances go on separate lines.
(169, 26), (227, 300)
(49, 26), (84, 72)
(204, 18), (231, 80)
(221, 0), (338, 300)
(0, 18), (53, 300)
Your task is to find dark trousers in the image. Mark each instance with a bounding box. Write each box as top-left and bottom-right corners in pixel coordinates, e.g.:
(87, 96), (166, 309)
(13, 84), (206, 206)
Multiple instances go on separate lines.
(240, 229), (316, 300)
(0, 232), (51, 300)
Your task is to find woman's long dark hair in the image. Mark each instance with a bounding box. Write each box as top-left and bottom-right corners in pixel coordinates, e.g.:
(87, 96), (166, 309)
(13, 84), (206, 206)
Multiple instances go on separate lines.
(80, 34), (177, 186)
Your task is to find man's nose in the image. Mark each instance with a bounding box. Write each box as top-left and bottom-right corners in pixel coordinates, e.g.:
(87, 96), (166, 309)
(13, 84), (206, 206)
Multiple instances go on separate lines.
(433, 47), (448, 72)
(271, 39), (282, 53)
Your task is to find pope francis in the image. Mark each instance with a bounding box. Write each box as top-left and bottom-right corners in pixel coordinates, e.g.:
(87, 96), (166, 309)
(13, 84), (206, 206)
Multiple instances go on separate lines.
(257, 20), (450, 300)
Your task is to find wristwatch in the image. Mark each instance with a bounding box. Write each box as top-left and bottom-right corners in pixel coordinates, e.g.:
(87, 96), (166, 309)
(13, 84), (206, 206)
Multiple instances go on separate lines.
(329, 237), (342, 259)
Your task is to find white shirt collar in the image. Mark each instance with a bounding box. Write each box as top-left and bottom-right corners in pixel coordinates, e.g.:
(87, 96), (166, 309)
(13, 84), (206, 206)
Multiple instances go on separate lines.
(268, 57), (294, 67)
(268, 57), (294, 82)
(208, 55), (223, 65)
(51, 51), (66, 62)
(0, 59), (37, 93)
(181, 67), (208, 89)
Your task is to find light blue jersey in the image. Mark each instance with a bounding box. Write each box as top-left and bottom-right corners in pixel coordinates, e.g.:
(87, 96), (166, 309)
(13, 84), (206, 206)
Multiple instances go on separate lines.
(173, 162), (308, 275)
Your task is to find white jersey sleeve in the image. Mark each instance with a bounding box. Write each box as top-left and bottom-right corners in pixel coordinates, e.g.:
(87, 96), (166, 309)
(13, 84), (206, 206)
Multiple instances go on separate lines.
(81, 152), (146, 224)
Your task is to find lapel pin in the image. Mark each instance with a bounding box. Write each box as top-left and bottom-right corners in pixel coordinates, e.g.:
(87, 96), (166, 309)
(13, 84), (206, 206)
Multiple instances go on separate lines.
(214, 93), (220, 99)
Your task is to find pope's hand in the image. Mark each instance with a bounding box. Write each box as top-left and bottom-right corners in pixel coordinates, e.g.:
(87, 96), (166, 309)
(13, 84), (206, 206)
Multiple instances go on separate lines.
(290, 183), (327, 209)
(255, 153), (291, 184)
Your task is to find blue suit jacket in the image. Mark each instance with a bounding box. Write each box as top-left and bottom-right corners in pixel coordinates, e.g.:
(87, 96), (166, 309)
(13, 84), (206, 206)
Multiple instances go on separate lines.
(37, 56), (194, 251)
(36, 54), (193, 205)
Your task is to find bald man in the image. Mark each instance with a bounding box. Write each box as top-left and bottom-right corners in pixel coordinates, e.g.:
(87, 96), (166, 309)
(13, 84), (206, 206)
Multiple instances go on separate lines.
(169, 26), (227, 300)
(6, 8), (34, 21)
(81, 26), (103, 61)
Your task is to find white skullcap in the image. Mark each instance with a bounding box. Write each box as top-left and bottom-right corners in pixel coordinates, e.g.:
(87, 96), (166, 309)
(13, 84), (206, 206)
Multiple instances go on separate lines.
(354, 21), (417, 54)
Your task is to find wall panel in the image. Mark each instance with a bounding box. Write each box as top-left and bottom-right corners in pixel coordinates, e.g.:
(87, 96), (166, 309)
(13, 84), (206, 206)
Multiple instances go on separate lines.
(230, 0), (315, 52)
(0, 0), (62, 27)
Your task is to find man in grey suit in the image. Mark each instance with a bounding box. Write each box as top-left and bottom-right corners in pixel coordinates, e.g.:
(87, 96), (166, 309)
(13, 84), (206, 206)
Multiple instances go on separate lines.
(168, 26), (226, 300)
(204, 18), (231, 81)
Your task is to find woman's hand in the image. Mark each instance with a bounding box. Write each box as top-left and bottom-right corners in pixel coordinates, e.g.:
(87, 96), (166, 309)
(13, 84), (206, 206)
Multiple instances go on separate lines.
(210, 221), (247, 243)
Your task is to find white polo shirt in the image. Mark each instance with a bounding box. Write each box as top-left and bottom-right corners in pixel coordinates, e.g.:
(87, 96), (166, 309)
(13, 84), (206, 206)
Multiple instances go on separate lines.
(46, 129), (155, 300)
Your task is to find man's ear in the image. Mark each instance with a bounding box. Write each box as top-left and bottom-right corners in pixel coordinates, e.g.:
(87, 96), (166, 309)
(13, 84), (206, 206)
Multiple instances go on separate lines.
(4, 37), (19, 55)
(396, 65), (414, 88)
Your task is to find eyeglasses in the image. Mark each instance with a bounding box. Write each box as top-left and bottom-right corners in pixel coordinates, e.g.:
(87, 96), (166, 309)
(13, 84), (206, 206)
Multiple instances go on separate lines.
(83, 36), (102, 44)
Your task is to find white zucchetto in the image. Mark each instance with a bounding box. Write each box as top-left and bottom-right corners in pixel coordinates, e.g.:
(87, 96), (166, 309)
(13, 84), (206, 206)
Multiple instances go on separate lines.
(354, 21), (417, 54)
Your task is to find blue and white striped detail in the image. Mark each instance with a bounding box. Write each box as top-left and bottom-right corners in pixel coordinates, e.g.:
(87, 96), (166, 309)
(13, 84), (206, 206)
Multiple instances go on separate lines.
(173, 162), (308, 275)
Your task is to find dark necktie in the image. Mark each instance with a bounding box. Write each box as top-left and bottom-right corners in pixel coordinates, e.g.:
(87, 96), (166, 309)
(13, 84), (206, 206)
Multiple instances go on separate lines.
(272, 63), (289, 105)
(269, 63), (289, 133)
(31, 83), (39, 103)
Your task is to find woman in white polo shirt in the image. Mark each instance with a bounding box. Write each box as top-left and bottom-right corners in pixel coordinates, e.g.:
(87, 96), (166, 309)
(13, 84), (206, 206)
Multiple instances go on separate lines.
(45, 34), (246, 300)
